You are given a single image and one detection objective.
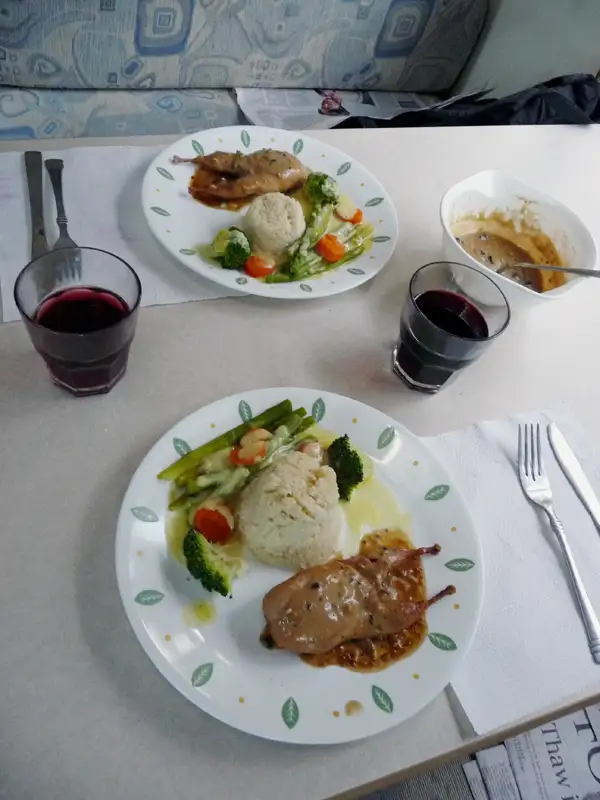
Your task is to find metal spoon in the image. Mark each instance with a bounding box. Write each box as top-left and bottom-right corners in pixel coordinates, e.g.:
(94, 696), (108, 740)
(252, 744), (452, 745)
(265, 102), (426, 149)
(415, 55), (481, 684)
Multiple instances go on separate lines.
(498, 263), (600, 280)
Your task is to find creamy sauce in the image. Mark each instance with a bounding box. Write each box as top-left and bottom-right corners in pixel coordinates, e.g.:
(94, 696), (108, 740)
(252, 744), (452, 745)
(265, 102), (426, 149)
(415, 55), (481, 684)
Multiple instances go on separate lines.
(183, 599), (216, 626)
(452, 210), (566, 293)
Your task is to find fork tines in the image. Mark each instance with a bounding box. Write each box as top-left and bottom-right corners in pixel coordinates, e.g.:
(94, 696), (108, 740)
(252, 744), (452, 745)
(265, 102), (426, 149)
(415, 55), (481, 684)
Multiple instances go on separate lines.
(518, 422), (543, 480)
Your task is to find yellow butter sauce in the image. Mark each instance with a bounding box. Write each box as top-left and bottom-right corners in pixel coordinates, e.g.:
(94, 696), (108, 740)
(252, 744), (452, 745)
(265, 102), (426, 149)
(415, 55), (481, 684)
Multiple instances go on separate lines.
(344, 476), (411, 543)
(166, 510), (188, 565)
(183, 599), (216, 626)
(302, 425), (411, 548)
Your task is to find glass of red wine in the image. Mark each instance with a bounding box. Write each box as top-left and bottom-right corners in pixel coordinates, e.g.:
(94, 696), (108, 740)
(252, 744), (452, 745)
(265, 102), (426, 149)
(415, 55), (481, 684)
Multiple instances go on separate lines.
(393, 261), (510, 393)
(14, 247), (142, 396)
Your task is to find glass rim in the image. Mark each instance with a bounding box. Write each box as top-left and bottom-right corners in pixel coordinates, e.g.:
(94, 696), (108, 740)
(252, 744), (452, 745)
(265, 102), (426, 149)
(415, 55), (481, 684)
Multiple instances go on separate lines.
(408, 261), (511, 343)
(13, 246), (142, 336)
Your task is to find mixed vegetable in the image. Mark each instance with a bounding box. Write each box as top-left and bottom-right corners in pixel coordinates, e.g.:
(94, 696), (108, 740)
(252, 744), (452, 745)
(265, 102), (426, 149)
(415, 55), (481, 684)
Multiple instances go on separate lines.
(183, 529), (242, 597)
(199, 171), (374, 283)
(198, 227), (251, 270)
(159, 400), (366, 598)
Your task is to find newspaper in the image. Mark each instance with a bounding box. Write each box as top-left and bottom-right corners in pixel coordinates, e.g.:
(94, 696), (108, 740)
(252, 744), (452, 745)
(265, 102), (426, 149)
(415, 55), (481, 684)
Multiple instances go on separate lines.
(457, 703), (600, 800)
(506, 704), (600, 800)
(475, 745), (522, 799)
(463, 759), (491, 800)
(360, 701), (600, 800)
(235, 87), (489, 131)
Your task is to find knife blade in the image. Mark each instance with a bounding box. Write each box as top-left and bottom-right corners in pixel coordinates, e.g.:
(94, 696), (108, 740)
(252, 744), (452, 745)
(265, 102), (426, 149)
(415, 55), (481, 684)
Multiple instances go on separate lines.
(24, 151), (49, 260)
(548, 422), (600, 533)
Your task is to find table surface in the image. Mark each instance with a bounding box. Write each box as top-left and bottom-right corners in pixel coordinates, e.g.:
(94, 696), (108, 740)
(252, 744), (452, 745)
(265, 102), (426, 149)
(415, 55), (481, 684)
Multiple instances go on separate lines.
(2, 126), (600, 800)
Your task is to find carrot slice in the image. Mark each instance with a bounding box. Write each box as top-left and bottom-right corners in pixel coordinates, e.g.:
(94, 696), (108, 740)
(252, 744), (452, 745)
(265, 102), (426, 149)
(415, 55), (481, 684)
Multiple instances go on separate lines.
(350, 209), (363, 225)
(315, 234), (345, 263)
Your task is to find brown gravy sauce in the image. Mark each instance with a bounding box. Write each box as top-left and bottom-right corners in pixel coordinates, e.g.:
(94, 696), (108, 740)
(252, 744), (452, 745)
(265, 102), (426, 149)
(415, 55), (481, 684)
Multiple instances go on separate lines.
(344, 700), (363, 716)
(301, 529), (439, 673)
(452, 210), (566, 293)
(189, 190), (251, 212)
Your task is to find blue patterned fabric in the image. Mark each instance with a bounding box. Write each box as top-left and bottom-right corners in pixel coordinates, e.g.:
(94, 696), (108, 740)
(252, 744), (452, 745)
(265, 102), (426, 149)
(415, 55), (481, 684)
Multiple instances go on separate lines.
(0, 0), (486, 92)
(0, 0), (487, 139)
(0, 87), (242, 139)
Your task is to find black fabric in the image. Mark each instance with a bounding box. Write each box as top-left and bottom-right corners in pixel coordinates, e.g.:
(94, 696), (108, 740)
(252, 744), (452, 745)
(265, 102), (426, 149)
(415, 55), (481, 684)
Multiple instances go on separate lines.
(335, 74), (600, 129)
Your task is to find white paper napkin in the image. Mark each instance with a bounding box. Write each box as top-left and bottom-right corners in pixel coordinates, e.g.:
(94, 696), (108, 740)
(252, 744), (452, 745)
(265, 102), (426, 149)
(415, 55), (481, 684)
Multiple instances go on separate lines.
(0, 147), (238, 323)
(425, 407), (600, 735)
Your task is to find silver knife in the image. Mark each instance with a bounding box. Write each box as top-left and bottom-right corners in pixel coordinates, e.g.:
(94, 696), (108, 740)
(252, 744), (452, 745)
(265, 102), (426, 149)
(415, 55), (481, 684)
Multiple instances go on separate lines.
(548, 423), (600, 533)
(24, 151), (49, 260)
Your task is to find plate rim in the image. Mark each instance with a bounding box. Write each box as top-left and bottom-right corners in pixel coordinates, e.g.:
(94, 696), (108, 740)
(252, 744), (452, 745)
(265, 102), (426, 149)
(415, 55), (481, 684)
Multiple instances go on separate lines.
(140, 125), (399, 300)
(115, 387), (483, 744)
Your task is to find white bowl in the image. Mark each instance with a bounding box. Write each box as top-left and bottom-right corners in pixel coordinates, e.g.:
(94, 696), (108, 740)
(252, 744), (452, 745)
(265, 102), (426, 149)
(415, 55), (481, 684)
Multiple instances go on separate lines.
(440, 170), (597, 310)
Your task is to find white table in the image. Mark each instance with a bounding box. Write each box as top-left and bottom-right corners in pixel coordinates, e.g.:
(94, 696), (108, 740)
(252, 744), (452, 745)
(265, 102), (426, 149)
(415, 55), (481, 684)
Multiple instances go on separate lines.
(2, 126), (600, 800)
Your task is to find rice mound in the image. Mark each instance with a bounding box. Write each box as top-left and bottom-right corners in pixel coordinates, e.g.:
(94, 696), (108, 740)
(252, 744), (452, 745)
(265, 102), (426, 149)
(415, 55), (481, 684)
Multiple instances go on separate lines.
(237, 451), (341, 570)
(243, 192), (305, 256)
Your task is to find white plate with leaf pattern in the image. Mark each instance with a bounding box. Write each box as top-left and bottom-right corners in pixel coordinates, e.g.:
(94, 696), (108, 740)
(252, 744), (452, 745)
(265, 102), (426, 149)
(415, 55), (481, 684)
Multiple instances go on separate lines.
(141, 126), (398, 299)
(115, 388), (483, 744)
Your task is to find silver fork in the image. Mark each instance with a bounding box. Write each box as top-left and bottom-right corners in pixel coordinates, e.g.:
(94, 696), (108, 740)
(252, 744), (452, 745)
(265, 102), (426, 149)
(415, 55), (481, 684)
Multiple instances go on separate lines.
(45, 158), (82, 280)
(518, 423), (600, 664)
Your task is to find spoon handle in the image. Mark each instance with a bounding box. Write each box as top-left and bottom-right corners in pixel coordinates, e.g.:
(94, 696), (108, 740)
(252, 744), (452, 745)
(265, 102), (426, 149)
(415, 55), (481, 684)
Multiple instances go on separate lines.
(498, 263), (600, 279)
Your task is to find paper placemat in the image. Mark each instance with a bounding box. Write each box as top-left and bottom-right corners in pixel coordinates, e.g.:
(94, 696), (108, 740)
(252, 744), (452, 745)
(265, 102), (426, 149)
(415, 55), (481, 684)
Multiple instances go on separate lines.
(0, 146), (238, 323)
(425, 407), (600, 734)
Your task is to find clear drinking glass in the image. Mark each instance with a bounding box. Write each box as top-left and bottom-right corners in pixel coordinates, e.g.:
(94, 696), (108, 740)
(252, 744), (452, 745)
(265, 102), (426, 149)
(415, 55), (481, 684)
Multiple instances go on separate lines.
(14, 247), (142, 396)
(392, 261), (510, 393)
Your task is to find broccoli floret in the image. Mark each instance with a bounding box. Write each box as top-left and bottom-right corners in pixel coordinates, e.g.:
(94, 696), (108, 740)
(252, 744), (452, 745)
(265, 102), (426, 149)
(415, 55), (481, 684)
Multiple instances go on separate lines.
(183, 529), (241, 597)
(201, 226), (251, 270)
(327, 434), (364, 501)
(305, 172), (340, 208)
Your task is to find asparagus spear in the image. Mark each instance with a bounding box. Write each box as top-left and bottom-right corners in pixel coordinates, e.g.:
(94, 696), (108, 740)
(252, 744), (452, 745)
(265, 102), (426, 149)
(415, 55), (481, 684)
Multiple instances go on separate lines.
(274, 411), (306, 438)
(266, 223), (374, 283)
(169, 487), (211, 512)
(158, 399), (292, 481)
(168, 490), (188, 511)
(265, 240), (368, 283)
(296, 415), (315, 435)
(285, 205), (334, 267)
(171, 414), (316, 507)
(271, 407), (306, 429)
(173, 407), (308, 487)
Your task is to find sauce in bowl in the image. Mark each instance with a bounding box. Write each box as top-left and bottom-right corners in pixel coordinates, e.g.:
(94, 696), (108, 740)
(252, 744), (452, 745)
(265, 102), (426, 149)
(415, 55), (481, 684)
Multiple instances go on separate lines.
(452, 210), (567, 293)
